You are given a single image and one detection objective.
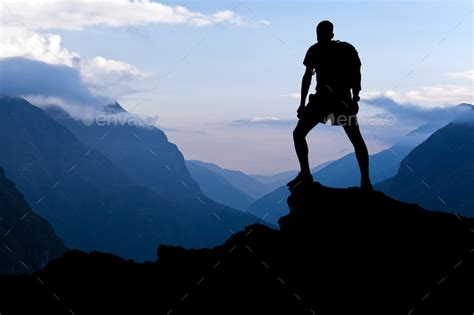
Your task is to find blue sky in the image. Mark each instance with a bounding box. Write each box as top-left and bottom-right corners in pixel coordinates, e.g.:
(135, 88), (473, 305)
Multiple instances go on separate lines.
(1, 0), (472, 173)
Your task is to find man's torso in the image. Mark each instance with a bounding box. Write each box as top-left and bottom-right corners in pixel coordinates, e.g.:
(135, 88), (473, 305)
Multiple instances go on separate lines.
(303, 40), (359, 94)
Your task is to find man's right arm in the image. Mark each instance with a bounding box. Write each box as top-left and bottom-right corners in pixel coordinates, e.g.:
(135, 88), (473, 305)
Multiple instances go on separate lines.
(351, 46), (362, 102)
(298, 67), (313, 115)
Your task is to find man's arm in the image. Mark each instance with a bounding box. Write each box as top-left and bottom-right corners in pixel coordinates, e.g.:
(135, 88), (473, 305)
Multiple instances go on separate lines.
(352, 64), (361, 101)
(298, 67), (313, 116)
(351, 49), (362, 102)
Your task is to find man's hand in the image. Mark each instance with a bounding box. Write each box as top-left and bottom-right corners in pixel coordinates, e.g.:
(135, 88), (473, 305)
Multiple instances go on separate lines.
(350, 90), (360, 115)
(352, 90), (361, 102)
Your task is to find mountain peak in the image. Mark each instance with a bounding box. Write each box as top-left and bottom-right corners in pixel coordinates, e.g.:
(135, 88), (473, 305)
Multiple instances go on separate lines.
(455, 103), (474, 110)
(103, 101), (127, 114)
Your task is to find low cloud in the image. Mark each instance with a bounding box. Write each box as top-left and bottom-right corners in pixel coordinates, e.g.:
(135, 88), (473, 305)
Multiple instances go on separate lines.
(0, 27), (150, 100)
(362, 85), (473, 108)
(233, 116), (297, 127)
(153, 126), (180, 133)
(447, 69), (474, 81)
(362, 96), (473, 122)
(0, 57), (99, 105)
(0, 57), (116, 119)
(80, 56), (151, 98)
(191, 130), (209, 135)
(281, 93), (300, 99)
(0, 58), (162, 126)
(362, 70), (473, 107)
(0, 26), (80, 66)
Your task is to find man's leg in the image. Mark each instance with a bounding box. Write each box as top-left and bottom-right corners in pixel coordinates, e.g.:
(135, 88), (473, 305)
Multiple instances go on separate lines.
(343, 118), (372, 189)
(293, 118), (319, 175)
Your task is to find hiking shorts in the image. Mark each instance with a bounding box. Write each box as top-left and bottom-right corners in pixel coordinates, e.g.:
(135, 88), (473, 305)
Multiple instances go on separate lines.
(300, 92), (359, 126)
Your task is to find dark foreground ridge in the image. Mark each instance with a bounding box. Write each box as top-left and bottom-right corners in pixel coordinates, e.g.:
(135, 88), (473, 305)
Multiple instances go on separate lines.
(1, 183), (473, 314)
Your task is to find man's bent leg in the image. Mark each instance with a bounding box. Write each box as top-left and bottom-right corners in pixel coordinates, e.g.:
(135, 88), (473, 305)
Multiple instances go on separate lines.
(293, 118), (319, 175)
(343, 119), (372, 189)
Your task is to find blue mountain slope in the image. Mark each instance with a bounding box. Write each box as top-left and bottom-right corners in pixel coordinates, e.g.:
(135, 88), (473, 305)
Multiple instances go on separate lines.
(0, 96), (262, 261)
(186, 160), (255, 210)
(378, 121), (474, 217)
(0, 167), (66, 274)
(186, 160), (270, 199)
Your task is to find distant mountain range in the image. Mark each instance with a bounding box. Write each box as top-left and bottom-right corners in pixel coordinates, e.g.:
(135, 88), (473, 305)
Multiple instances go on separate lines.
(0, 96), (262, 261)
(186, 112), (472, 225)
(185, 160), (330, 211)
(250, 162), (331, 190)
(0, 166), (66, 274)
(45, 102), (201, 202)
(378, 121), (474, 217)
(186, 160), (272, 199)
(317, 145), (414, 187)
(244, 114), (474, 224)
(250, 169), (298, 187)
(1, 93), (472, 266)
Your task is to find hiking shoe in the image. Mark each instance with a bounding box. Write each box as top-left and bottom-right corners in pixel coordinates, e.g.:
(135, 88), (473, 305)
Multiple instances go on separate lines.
(287, 172), (313, 189)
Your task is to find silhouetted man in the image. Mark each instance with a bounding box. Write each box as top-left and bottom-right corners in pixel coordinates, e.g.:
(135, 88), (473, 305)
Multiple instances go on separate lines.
(288, 20), (372, 190)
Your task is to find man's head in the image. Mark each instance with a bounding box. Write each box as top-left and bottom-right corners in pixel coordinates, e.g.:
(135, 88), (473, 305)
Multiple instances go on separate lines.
(316, 20), (334, 43)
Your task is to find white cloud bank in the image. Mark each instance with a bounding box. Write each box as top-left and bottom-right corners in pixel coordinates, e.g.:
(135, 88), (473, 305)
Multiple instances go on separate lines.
(362, 84), (473, 108)
(447, 69), (474, 81)
(362, 70), (473, 107)
(0, 1), (259, 100)
(0, 25), (149, 99)
(0, 26), (80, 66)
(1, 0), (249, 30)
(80, 56), (152, 97)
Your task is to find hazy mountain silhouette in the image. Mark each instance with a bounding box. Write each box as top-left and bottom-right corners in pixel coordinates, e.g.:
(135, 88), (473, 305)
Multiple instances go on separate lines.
(1, 183), (472, 314)
(45, 104), (265, 225)
(45, 104), (200, 202)
(247, 145), (413, 223)
(407, 122), (449, 136)
(250, 169), (299, 189)
(316, 145), (413, 186)
(186, 160), (332, 212)
(378, 121), (474, 217)
(187, 160), (272, 199)
(186, 160), (255, 210)
(249, 162), (332, 193)
(0, 167), (66, 274)
(456, 103), (474, 111)
(0, 96), (262, 261)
